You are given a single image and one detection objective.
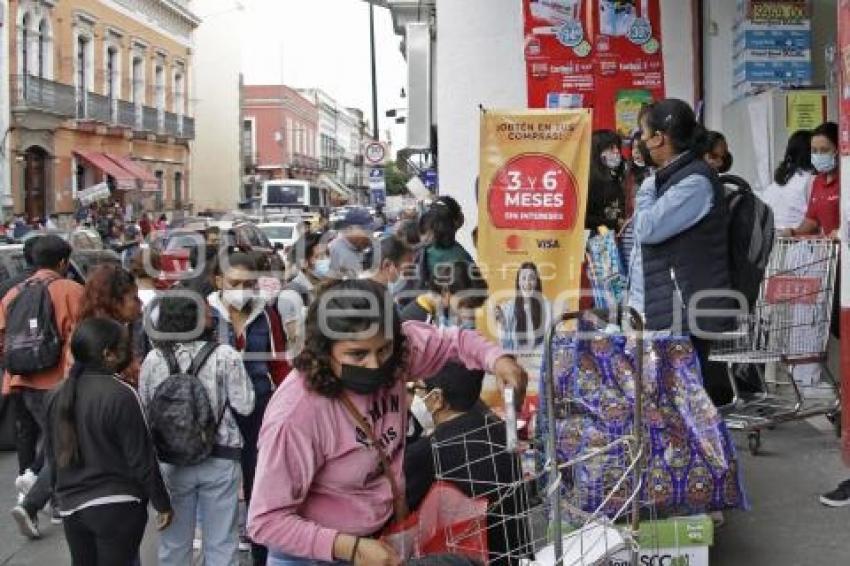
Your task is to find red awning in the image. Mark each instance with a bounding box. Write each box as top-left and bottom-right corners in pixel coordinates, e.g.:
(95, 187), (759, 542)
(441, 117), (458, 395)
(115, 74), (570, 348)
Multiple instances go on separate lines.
(105, 155), (160, 192)
(74, 151), (137, 190)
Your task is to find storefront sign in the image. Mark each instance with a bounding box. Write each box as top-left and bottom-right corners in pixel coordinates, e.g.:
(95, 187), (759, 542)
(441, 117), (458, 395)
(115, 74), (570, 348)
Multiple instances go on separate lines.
(76, 182), (111, 206)
(524, 0), (665, 133)
(745, 0), (810, 24)
(477, 109), (591, 412)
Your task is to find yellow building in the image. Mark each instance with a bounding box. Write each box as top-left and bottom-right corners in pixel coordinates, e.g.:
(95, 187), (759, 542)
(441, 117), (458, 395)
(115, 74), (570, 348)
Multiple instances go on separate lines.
(9, 0), (199, 220)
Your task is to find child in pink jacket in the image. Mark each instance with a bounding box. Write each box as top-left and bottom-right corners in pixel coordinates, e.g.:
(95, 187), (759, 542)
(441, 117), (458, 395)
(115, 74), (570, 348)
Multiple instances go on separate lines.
(247, 279), (526, 565)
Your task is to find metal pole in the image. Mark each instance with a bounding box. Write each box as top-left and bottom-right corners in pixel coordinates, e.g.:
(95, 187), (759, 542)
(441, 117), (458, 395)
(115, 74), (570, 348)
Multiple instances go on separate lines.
(544, 320), (563, 562)
(369, 3), (379, 141)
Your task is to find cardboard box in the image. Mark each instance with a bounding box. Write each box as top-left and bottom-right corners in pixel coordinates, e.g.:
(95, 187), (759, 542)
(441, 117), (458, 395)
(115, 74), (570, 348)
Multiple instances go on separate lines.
(607, 515), (713, 566)
(734, 60), (812, 84)
(734, 28), (811, 51)
(734, 47), (811, 62)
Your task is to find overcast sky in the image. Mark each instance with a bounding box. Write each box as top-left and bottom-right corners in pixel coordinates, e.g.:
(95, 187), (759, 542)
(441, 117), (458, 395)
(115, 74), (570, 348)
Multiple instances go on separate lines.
(238, 0), (408, 148)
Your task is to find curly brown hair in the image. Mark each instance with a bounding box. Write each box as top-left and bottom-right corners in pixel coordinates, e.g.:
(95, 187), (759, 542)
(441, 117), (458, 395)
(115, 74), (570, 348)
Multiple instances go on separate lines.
(294, 278), (409, 398)
(79, 264), (137, 322)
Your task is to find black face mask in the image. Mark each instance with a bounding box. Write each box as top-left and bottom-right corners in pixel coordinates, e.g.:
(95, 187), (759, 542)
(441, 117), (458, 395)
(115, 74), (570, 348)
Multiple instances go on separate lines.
(339, 356), (396, 395)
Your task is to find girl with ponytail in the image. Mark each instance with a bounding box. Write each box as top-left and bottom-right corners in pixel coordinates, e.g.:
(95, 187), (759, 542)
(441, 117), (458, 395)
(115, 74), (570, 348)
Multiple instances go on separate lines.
(45, 318), (172, 564)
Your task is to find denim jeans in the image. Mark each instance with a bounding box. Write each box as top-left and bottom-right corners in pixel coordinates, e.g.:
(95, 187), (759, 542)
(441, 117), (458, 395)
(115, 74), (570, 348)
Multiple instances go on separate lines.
(158, 457), (241, 566)
(267, 552), (348, 566)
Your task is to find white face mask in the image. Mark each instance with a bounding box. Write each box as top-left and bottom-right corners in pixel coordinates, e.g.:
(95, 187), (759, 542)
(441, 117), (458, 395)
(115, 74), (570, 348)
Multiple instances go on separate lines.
(223, 289), (252, 310)
(410, 393), (435, 434)
(602, 151), (622, 170)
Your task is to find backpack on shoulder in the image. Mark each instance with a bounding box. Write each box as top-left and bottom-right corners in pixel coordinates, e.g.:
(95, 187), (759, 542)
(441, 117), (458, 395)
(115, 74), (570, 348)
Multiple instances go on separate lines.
(3, 275), (62, 376)
(722, 174), (775, 310)
(147, 342), (224, 466)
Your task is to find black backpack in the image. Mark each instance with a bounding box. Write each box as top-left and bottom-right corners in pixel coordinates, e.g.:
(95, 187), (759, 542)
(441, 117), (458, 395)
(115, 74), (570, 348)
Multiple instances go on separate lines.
(147, 342), (223, 466)
(723, 174), (775, 310)
(4, 276), (62, 376)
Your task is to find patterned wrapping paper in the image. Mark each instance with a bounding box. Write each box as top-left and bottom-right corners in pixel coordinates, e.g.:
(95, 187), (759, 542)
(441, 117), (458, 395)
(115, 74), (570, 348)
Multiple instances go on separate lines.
(586, 231), (627, 310)
(538, 331), (748, 518)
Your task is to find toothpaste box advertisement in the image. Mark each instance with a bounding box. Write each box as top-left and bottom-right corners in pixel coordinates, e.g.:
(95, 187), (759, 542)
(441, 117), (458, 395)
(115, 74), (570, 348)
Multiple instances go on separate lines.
(734, 47), (810, 62)
(607, 515), (713, 566)
(734, 60), (812, 84)
(734, 29), (811, 51)
(733, 19), (811, 34)
(607, 546), (709, 566)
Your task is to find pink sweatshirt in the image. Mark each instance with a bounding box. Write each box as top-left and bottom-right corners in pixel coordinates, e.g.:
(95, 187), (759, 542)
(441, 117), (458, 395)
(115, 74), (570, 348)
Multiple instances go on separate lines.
(247, 321), (505, 561)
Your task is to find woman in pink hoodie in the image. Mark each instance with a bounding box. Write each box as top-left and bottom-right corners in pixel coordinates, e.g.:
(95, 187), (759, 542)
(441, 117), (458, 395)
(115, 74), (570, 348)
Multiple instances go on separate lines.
(247, 279), (526, 565)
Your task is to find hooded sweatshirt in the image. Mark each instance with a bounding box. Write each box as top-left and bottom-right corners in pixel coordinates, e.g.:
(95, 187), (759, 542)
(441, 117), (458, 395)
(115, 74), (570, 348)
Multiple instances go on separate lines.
(247, 321), (505, 561)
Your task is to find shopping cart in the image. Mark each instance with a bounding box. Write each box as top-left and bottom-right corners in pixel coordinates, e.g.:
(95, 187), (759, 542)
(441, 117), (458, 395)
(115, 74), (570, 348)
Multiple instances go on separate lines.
(710, 236), (841, 455)
(427, 308), (647, 565)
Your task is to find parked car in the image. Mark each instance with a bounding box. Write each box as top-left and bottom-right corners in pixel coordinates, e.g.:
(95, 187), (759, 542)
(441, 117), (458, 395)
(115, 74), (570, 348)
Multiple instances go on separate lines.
(16, 231), (121, 284)
(21, 228), (105, 251)
(153, 220), (284, 282)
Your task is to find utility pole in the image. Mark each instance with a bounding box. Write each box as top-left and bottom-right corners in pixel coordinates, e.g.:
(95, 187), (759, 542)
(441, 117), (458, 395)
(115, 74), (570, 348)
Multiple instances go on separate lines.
(369, 3), (379, 141)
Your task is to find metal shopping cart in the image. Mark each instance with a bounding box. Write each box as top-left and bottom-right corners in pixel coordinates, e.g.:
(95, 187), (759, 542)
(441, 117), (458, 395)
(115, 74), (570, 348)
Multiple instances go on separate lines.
(710, 236), (841, 455)
(427, 308), (649, 565)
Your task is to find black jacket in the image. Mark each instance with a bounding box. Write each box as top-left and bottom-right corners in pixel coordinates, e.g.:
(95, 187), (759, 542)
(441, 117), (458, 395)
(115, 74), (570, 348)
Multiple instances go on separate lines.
(45, 370), (171, 514)
(404, 406), (531, 566)
(586, 172), (626, 232)
(641, 153), (736, 332)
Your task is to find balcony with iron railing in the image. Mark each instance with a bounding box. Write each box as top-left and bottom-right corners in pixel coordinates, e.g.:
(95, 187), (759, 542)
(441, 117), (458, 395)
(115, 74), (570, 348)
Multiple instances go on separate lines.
(12, 75), (77, 117)
(142, 106), (159, 132)
(181, 116), (194, 140)
(164, 111), (180, 137)
(292, 153), (320, 171)
(11, 74), (195, 140)
(117, 100), (136, 129)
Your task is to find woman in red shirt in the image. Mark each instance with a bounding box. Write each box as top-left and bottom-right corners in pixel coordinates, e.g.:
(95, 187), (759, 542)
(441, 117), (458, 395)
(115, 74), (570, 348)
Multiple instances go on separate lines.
(789, 122), (840, 237)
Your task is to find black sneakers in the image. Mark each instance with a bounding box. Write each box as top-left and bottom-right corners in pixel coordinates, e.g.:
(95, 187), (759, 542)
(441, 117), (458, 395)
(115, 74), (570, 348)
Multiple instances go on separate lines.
(820, 479), (850, 507)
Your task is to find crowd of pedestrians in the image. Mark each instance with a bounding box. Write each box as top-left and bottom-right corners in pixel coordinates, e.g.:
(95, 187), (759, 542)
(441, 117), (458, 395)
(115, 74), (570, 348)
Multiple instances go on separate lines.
(0, 198), (527, 565)
(0, 95), (844, 564)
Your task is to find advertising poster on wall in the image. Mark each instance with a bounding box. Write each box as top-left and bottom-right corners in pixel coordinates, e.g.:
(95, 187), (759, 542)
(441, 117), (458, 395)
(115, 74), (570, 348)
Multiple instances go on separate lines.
(524, 0), (665, 133)
(477, 109), (591, 416)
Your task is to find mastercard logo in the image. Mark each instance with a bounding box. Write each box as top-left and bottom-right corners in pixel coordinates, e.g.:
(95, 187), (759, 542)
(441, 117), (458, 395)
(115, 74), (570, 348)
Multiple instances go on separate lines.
(506, 234), (523, 251)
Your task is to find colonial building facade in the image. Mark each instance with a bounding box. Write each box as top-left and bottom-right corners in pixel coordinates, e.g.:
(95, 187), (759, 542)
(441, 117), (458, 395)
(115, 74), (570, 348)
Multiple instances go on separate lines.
(242, 84), (320, 201)
(10, 0), (198, 219)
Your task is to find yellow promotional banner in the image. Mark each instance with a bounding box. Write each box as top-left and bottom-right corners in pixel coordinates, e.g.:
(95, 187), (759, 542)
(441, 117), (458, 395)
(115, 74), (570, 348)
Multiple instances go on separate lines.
(477, 109), (591, 413)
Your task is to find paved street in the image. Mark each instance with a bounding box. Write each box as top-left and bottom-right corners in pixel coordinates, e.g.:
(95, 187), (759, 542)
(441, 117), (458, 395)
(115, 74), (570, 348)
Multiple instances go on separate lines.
(0, 417), (848, 565)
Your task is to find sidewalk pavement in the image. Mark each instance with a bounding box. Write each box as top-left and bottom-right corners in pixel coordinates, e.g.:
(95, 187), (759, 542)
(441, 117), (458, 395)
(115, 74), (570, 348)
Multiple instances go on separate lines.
(0, 417), (849, 565)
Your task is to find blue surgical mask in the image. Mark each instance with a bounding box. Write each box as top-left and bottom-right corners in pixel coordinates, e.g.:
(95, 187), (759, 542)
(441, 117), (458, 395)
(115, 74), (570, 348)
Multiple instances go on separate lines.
(388, 276), (405, 296)
(312, 258), (331, 279)
(812, 152), (837, 174)
(438, 313), (475, 330)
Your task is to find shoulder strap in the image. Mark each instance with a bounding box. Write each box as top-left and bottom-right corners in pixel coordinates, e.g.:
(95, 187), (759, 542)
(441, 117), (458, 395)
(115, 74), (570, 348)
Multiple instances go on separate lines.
(339, 392), (409, 522)
(189, 342), (220, 377)
(158, 347), (180, 375)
